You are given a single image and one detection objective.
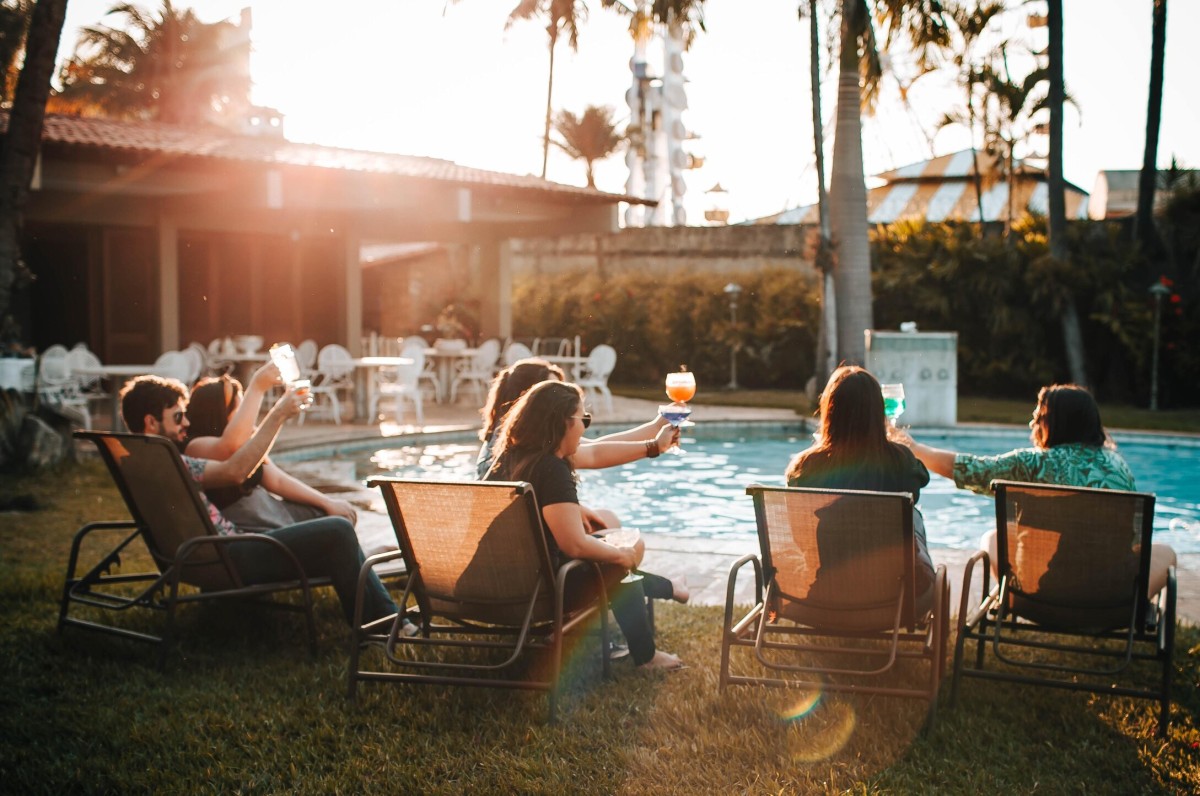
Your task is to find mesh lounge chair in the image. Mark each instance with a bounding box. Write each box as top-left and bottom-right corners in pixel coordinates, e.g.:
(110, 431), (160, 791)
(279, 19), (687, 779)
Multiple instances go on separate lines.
(60, 432), (332, 669)
(721, 485), (950, 727)
(349, 478), (610, 722)
(951, 480), (1176, 736)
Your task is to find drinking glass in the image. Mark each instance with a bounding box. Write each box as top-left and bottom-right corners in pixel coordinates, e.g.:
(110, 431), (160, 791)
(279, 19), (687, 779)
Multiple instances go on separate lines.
(881, 383), (906, 426)
(662, 368), (696, 454)
(269, 343), (301, 385)
(598, 528), (642, 583)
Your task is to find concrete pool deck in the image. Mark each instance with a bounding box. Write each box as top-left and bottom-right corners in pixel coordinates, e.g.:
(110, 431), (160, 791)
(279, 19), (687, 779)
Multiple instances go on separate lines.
(273, 394), (1199, 624)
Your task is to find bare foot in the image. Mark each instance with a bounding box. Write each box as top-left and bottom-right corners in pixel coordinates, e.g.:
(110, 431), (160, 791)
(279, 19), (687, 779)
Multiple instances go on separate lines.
(672, 578), (690, 604)
(638, 650), (686, 671)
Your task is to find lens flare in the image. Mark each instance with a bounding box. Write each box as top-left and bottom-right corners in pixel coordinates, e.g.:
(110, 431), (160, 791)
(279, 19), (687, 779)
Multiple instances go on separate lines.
(786, 700), (858, 763)
(777, 689), (822, 723)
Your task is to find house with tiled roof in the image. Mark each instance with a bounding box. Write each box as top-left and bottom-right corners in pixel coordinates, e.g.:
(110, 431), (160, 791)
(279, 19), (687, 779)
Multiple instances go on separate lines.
(755, 150), (1089, 226)
(13, 112), (646, 362)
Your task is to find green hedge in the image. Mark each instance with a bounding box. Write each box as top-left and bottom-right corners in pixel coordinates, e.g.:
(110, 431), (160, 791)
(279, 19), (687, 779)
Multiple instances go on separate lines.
(512, 213), (1197, 406)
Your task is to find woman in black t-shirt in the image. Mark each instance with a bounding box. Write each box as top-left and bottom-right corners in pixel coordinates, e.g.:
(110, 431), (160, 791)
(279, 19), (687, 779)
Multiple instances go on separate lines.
(486, 379), (683, 671)
(786, 366), (936, 596)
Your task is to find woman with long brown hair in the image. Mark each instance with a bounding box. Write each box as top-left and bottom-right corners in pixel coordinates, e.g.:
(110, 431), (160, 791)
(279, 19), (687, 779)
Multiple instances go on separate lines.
(486, 380), (683, 670)
(787, 366), (936, 596)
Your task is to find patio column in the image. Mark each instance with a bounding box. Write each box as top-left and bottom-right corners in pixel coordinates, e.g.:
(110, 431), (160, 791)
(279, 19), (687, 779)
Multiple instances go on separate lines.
(343, 226), (362, 355)
(157, 215), (179, 351)
(476, 239), (512, 341)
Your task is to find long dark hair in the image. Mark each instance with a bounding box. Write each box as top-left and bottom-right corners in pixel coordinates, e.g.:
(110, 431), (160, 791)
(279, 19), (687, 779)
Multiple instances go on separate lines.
(1032, 384), (1108, 449)
(490, 380), (581, 482)
(187, 375), (242, 439)
(479, 358), (565, 441)
(786, 366), (900, 481)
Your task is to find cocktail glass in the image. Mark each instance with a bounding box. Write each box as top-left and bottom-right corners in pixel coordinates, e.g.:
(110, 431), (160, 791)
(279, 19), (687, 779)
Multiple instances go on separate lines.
(881, 383), (906, 426)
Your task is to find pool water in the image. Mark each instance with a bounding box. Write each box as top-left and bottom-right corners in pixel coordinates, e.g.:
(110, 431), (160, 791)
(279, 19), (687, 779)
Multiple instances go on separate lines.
(349, 423), (1200, 553)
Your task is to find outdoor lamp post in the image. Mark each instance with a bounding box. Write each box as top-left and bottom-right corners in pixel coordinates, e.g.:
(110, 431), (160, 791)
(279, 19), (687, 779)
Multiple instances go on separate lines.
(1149, 281), (1171, 411)
(724, 282), (742, 389)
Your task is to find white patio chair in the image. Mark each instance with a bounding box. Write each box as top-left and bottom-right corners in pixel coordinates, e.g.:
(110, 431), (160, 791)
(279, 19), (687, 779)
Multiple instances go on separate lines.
(449, 338), (500, 404)
(181, 343), (206, 385)
(65, 345), (109, 420)
(152, 351), (191, 383)
(296, 339), (319, 377)
(402, 336), (441, 402)
(503, 341), (534, 367)
(575, 344), (617, 415)
(372, 348), (424, 426)
(37, 344), (91, 428)
(303, 344), (355, 424)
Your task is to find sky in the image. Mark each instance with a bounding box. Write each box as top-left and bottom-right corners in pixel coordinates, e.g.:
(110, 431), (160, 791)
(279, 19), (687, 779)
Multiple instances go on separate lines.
(54, 0), (1200, 224)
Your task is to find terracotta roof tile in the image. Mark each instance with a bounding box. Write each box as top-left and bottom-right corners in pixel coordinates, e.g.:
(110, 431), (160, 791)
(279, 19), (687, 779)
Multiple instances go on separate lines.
(3, 112), (650, 203)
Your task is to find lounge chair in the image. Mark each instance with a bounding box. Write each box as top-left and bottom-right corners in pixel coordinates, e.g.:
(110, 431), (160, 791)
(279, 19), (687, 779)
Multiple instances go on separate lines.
(721, 485), (950, 727)
(349, 478), (610, 722)
(951, 480), (1176, 736)
(61, 432), (336, 669)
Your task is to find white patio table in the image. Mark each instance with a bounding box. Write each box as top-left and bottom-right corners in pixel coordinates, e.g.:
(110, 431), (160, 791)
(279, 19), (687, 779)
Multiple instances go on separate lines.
(351, 356), (413, 420)
(422, 347), (478, 404)
(542, 354), (589, 381)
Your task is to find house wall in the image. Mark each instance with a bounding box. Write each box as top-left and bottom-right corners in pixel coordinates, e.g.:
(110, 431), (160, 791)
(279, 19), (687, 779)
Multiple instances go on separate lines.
(508, 225), (818, 278)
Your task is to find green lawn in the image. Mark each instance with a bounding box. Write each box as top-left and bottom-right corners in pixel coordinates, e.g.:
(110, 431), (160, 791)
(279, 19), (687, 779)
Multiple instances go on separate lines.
(2, 461), (1198, 793)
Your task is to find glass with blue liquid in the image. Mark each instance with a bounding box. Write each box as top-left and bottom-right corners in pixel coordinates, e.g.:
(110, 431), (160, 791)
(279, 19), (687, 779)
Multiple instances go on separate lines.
(881, 383), (906, 426)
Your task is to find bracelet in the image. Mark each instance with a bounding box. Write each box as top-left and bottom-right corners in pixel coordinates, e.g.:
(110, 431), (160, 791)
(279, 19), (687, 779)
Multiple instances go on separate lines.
(645, 440), (660, 459)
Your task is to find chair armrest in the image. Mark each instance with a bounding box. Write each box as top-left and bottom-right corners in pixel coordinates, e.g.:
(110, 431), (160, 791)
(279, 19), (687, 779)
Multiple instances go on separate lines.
(64, 520), (141, 580)
(958, 549), (997, 630)
(726, 553), (763, 610)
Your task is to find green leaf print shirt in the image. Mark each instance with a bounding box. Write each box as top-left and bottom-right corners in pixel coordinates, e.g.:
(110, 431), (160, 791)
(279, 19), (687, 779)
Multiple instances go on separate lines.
(952, 443), (1136, 496)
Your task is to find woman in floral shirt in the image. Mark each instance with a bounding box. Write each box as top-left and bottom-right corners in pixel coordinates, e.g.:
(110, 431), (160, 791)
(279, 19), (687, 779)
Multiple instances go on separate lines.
(901, 383), (1174, 594)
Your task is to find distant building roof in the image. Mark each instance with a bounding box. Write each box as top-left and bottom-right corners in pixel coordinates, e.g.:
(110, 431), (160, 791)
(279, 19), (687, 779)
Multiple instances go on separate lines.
(9, 112), (651, 205)
(756, 149), (1089, 225)
(1088, 169), (1196, 220)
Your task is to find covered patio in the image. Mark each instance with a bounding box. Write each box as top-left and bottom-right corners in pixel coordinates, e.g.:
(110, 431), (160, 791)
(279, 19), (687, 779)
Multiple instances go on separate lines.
(15, 113), (646, 363)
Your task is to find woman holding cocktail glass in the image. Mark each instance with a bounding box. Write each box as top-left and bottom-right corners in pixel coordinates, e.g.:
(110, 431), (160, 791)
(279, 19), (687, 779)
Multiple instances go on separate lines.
(485, 380), (684, 671)
(898, 383), (1176, 595)
(786, 366), (937, 600)
(477, 358), (688, 604)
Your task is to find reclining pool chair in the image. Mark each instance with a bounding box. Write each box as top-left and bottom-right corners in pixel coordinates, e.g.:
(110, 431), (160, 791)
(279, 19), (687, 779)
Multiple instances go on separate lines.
(60, 431), (333, 669)
(952, 480), (1176, 736)
(349, 478), (610, 722)
(721, 485), (950, 728)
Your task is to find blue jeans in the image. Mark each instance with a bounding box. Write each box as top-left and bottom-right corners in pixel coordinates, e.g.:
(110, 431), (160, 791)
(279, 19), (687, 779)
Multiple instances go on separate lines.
(226, 516), (397, 625)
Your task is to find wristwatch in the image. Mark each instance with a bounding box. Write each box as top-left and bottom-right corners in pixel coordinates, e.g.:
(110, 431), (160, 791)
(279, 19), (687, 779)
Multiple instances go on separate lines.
(645, 440), (660, 458)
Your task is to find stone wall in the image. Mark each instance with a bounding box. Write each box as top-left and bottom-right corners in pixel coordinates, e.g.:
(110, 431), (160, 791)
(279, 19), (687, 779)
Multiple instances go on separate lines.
(509, 224), (819, 278)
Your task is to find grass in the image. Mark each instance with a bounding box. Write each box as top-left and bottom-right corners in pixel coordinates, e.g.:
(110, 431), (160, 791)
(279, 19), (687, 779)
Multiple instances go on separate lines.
(2, 460), (1199, 793)
(615, 387), (1200, 433)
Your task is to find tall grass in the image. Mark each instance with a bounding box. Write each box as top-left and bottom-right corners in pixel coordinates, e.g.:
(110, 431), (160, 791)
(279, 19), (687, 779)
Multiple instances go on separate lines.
(2, 461), (1197, 794)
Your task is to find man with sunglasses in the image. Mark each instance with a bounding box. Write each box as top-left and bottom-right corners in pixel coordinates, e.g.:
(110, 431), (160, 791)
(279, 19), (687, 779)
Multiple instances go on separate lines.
(117, 375), (399, 627)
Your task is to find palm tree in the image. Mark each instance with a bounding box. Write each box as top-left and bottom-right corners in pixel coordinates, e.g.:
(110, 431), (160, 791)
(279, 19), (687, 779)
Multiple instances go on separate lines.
(0, 0), (68, 339)
(1135, 0), (1167, 257)
(551, 104), (623, 189)
(505, 0), (589, 180)
(51, 1), (250, 126)
(827, 0), (949, 365)
(1046, 0), (1087, 386)
(798, 0), (836, 383)
(0, 0), (33, 106)
(941, 1), (1008, 225)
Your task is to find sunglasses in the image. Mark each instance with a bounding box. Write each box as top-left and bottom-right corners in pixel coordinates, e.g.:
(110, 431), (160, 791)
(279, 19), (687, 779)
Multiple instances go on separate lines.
(574, 412), (592, 429)
(169, 410), (184, 425)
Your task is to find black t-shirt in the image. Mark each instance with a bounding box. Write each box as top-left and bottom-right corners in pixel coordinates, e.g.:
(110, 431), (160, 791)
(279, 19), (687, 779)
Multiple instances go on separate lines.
(787, 443), (930, 502)
(485, 453), (578, 561)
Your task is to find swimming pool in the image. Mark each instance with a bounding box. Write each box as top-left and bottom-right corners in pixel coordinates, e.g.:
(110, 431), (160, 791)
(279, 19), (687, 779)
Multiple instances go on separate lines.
(293, 423), (1200, 553)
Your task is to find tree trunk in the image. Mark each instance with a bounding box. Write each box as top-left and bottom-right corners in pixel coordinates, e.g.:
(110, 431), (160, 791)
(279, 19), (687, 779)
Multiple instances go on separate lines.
(809, 0), (836, 384)
(1135, 0), (1167, 259)
(1047, 0), (1087, 386)
(0, 0), (68, 336)
(541, 25), (557, 180)
(828, 0), (872, 366)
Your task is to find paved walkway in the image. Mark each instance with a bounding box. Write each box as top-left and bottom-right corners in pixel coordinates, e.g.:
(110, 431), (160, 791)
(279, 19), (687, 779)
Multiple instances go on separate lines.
(273, 395), (1199, 624)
